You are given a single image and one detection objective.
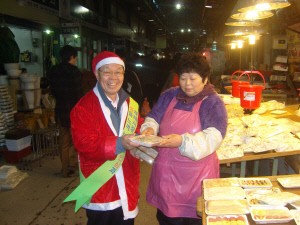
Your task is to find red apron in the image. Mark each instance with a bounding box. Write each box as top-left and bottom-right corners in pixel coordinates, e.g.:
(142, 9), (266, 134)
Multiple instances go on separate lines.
(146, 97), (219, 218)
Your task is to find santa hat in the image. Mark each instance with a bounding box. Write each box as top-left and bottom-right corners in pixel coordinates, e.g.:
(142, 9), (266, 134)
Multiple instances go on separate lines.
(92, 51), (125, 74)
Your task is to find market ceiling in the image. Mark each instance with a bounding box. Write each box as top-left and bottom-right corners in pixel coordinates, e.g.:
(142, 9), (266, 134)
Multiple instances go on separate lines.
(124, 0), (300, 50)
(124, 0), (237, 49)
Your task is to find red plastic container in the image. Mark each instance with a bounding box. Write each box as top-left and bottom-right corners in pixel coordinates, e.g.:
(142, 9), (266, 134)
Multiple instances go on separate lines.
(239, 71), (265, 109)
(239, 85), (265, 109)
(231, 70), (250, 98)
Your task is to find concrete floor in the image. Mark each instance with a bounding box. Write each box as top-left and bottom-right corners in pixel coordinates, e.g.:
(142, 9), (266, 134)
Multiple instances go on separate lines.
(0, 156), (158, 225)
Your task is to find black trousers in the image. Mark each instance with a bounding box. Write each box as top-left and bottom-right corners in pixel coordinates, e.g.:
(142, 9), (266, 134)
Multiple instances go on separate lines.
(156, 209), (202, 225)
(86, 207), (134, 225)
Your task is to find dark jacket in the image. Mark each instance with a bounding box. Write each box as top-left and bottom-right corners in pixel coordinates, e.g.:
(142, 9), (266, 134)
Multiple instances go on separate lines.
(48, 62), (83, 127)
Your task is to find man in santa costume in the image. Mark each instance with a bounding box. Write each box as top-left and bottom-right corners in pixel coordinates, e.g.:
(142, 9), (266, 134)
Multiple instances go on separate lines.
(69, 51), (143, 225)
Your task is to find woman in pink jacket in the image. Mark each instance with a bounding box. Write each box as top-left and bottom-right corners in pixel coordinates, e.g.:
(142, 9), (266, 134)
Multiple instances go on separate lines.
(141, 53), (228, 225)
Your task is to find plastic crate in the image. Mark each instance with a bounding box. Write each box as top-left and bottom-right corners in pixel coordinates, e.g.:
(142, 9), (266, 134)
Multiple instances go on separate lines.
(5, 136), (32, 152)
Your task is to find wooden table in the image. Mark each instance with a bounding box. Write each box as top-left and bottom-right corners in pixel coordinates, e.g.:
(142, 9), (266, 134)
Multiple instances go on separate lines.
(221, 104), (300, 177)
(220, 150), (300, 177)
(197, 174), (300, 225)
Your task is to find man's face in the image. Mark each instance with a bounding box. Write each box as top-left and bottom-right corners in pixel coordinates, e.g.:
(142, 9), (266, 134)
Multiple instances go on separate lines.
(96, 64), (124, 100)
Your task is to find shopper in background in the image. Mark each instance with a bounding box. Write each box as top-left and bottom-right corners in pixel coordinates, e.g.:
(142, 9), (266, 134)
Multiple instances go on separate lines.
(47, 45), (83, 177)
(69, 51), (143, 225)
(141, 52), (228, 225)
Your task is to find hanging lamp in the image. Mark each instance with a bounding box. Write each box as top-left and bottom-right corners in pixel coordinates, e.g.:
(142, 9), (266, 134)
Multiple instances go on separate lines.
(225, 21), (261, 27)
(231, 10), (274, 20)
(238, 0), (291, 13)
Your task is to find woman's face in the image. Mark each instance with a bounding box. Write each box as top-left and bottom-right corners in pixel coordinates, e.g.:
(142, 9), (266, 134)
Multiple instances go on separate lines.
(96, 64), (124, 101)
(179, 72), (207, 97)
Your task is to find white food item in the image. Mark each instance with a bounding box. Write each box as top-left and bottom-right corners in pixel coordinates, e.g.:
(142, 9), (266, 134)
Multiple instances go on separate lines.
(204, 186), (246, 200)
(257, 192), (300, 206)
(206, 199), (249, 215)
(277, 177), (300, 188)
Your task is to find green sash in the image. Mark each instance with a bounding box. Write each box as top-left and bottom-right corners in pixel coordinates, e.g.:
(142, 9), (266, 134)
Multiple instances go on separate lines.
(63, 98), (139, 212)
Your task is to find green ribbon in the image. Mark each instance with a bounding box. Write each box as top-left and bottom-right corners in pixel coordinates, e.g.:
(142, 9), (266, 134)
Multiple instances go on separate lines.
(64, 98), (139, 212)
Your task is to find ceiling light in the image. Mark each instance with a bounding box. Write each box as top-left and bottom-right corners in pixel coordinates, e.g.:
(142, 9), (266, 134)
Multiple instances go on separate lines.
(249, 34), (256, 45)
(238, 0), (291, 12)
(231, 10), (274, 20)
(176, 3), (182, 9)
(148, 19), (154, 22)
(74, 6), (89, 14)
(44, 29), (53, 34)
(225, 21), (261, 27)
(231, 42), (237, 49)
(237, 40), (244, 48)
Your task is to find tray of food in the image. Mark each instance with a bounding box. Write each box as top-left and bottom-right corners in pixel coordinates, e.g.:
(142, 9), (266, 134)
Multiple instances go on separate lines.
(204, 186), (246, 201)
(245, 187), (282, 207)
(255, 191), (300, 206)
(277, 176), (300, 188)
(207, 215), (249, 225)
(129, 135), (163, 147)
(203, 177), (240, 189)
(239, 178), (272, 189)
(250, 206), (293, 224)
(205, 199), (249, 215)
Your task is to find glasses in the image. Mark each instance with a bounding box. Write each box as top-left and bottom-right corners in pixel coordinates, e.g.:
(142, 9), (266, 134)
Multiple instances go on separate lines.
(99, 70), (124, 78)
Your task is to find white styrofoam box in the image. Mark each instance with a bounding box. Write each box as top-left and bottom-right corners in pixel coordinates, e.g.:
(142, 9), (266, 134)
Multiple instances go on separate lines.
(5, 135), (32, 151)
(275, 55), (288, 63)
(273, 64), (288, 71)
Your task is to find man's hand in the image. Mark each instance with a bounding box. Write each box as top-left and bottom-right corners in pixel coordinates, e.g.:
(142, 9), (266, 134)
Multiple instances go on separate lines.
(122, 134), (140, 150)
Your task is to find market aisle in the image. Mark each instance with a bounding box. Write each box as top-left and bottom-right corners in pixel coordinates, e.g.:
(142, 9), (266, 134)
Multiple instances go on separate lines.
(0, 156), (158, 225)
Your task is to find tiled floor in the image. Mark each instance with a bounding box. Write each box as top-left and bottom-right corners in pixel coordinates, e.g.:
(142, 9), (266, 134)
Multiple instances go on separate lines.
(0, 155), (158, 225)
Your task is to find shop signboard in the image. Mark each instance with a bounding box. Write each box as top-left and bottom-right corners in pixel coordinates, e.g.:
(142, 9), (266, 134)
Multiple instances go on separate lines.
(61, 23), (81, 35)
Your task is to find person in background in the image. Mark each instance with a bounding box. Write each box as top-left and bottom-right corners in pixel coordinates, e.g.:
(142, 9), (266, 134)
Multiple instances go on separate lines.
(47, 45), (83, 177)
(141, 52), (228, 225)
(69, 51), (143, 225)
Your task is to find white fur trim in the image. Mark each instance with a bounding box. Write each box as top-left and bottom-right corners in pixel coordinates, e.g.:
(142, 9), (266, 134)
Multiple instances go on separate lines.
(95, 57), (125, 71)
(83, 200), (121, 211)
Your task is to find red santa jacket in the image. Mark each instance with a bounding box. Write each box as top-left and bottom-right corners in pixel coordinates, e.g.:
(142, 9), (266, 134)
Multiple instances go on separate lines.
(70, 86), (143, 219)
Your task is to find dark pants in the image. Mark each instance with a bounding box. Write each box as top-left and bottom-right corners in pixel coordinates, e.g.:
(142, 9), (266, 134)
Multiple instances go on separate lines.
(58, 125), (78, 177)
(156, 209), (202, 225)
(86, 207), (134, 225)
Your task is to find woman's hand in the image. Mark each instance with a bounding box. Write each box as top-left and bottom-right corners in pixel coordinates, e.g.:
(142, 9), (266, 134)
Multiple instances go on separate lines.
(122, 134), (140, 150)
(141, 127), (154, 136)
(159, 134), (182, 148)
